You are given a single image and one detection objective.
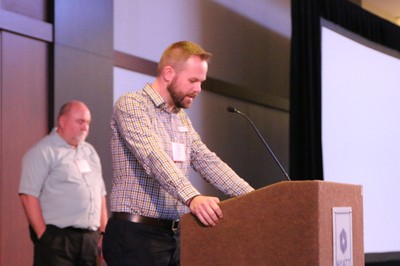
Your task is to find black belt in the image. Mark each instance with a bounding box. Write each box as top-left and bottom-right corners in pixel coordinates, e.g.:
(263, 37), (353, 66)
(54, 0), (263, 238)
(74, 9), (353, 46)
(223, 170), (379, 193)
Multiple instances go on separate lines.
(47, 225), (96, 234)
(111, 212), (180, 231)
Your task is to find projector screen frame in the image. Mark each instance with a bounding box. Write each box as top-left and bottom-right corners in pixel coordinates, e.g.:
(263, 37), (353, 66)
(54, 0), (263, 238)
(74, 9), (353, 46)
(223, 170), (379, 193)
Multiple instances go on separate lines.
(321, 18), (400, 259)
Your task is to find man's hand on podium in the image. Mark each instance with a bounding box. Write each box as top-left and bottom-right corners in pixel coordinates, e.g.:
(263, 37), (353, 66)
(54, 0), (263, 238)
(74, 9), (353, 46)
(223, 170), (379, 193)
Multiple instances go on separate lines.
(187, 195), (223, 226)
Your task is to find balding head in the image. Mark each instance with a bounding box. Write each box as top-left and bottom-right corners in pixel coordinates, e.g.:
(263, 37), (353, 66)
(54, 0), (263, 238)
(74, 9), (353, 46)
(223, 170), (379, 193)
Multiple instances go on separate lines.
(56, 101), (91, 147)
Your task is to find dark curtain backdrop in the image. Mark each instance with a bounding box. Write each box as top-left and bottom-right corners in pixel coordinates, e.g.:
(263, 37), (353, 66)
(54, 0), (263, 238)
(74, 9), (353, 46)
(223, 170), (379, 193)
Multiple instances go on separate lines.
(290, 0), (322, 181)
(289, 0), (400, 181)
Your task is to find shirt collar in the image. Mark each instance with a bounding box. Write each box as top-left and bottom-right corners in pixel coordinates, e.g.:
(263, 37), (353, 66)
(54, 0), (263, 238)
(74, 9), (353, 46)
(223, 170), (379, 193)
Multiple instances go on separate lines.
(144, 84), (181, 114)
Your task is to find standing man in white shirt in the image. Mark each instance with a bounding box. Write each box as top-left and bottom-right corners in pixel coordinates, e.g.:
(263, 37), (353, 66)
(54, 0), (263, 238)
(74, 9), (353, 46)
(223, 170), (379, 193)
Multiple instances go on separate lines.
(19, 100), (108, 266)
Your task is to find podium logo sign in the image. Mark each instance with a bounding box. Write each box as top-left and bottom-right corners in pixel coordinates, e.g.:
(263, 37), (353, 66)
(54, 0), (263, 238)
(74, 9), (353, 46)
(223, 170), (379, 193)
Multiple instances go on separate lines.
(333, 207), (353, 266)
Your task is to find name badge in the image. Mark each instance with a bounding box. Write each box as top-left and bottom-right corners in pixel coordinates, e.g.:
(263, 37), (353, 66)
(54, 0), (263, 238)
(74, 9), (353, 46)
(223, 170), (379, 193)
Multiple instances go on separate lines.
(178, 126), (188, 132)
(75, 159), (92, 173)
(172, 142), (186, 162)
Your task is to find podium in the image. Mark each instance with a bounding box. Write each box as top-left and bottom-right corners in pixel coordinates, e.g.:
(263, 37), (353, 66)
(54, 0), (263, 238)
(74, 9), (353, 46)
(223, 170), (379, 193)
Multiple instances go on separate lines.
(181, 181), (364, 265)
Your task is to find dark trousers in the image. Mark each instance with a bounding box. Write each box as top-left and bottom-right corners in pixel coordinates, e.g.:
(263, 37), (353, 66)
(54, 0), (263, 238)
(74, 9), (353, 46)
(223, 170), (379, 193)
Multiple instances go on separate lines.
(102, 218), (180, 266)
(30, 225), (99, 266)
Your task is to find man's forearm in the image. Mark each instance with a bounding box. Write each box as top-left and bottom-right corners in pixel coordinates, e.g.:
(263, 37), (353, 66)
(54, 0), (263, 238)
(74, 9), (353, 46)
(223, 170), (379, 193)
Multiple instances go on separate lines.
(99, 196), (108, 233)
(19, 194), (46, 237)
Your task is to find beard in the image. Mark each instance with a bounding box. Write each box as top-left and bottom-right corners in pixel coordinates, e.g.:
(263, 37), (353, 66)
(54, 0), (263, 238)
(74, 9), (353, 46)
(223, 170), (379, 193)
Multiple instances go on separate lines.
(71, 131), (88, 146)
(167, 77), (195, 109)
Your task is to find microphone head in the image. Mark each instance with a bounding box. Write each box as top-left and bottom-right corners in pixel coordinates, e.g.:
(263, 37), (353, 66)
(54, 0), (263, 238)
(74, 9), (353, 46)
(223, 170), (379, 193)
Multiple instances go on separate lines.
(227, 106), (237, 113)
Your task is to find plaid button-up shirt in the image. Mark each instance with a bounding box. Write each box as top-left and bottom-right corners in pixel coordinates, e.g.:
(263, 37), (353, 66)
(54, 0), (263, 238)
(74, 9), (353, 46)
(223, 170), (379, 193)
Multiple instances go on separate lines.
(110, 84), (254, 220)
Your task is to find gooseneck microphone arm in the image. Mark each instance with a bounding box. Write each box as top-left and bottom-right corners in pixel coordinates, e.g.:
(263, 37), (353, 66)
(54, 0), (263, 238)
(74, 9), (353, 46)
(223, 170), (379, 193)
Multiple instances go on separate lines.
(227, 106), (291, 181)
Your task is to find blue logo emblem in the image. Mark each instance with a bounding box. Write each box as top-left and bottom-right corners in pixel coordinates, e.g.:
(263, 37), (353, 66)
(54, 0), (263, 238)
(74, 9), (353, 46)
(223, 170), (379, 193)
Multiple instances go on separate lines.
(340, 229), (347, 253)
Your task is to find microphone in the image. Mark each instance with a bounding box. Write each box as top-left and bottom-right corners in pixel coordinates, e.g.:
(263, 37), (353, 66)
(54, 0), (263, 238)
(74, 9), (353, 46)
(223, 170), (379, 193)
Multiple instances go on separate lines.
(227, 106), (291, 181)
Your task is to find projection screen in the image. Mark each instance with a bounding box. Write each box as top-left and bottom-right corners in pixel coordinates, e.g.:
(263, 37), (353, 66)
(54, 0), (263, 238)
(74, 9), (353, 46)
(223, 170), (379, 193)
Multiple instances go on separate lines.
(321, 22), (400, 254)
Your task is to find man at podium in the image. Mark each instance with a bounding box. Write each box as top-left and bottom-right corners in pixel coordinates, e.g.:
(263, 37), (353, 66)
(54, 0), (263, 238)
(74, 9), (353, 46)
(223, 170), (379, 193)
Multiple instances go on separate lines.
(103, 41), (254, 265)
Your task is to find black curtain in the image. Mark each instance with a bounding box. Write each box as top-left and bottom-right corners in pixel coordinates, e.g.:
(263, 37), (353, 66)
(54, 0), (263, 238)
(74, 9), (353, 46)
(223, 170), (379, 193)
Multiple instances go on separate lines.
(289, 0), (400, 181)
(290, 0), (322, 180)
